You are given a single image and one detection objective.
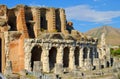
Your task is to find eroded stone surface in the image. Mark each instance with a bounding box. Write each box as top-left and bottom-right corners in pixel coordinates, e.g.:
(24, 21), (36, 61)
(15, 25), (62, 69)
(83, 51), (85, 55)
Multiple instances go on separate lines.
(0, 5), (113, 75)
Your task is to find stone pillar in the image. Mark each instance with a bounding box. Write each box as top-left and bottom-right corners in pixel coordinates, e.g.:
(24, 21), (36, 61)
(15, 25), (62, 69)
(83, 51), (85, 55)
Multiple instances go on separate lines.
(4, 32), (11, 73)
(4, 60), (12, 75)
(69, 47), (75, 70)
(84, 59), (92, 71)
(87, 48), (90, 59)
(54, 63), (63, 74)
(47, 8), (56, 32)
(103, 59), (107, 68)
(56, 46), (63, 64)
(42, 47), (50, 73)
(55, 46), (64, 74)
(79, 47), (84, 67)
(24, 42), (32, 71)
(32, 8), (41, 37)
(1, 32), (6, 73)
(33, 61), (42, 72)
(59, 9), (68, 34)
(106, 47), (111, 61)
(93, 58), (101, 70)
(16, 6), (29, 38)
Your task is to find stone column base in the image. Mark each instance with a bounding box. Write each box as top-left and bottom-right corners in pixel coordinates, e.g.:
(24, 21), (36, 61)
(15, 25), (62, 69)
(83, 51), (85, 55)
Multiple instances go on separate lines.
(54, 63), (63, 74)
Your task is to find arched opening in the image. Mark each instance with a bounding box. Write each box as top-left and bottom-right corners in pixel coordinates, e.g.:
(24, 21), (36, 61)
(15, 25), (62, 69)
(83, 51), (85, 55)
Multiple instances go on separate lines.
(25, 8), (35, 38)
(101, 65), (104, 69)
(74, 47), (79, 66)
(110, 58), (114, 66)
(8, 10), (17, 31)
(89, 48), (93, 59)
(0, 38), (1, 72)
(107, 61), (109, 67)
(49, 47), (57, 70)
(40, 9), (47, 30)
(95, 52), (99, 58)
(90, 48), (93, 65)
(26, 22), (35, 38)
(83, 47), (88, 59)
(55, 9), (61, 32)
(31, 45), (42, 71)
(63, 47), (70, 67)
(95, 48), (99, 58)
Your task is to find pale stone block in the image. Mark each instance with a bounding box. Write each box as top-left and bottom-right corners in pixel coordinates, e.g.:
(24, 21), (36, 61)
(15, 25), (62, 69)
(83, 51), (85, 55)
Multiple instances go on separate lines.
(33, 61), (43, 72)
(54, 63), (63, 74)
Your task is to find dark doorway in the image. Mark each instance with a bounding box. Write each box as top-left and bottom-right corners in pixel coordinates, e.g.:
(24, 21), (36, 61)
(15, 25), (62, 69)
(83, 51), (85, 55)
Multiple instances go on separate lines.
(8, 10), (17, 31)
(107, 61), (109, 67)
(90, 48), (93, 65)
(49, 47), (57, 70)
(94, 48), (99, 58)
(40, 9), (47, 30)
(74, 47), (79, 66)
(31, 45), (42, 71)
(63, 47), (70, 67)
(0, 39), (2, 72)
(83, 47), (88, 59)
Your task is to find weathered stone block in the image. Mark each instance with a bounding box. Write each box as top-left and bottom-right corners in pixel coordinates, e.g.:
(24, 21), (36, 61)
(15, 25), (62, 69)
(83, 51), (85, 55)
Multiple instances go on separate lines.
(93, 58), (101, 70)
(4, 60), (12, 75)
(19, 69), (28, 76)
(84, 59), (93, 71)
(33, 61), (43, 72)
(54, 63), (63, 74)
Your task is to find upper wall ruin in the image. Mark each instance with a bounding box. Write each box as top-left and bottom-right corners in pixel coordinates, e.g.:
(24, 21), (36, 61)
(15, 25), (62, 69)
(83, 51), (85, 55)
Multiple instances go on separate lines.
(0, 5), (72, 38)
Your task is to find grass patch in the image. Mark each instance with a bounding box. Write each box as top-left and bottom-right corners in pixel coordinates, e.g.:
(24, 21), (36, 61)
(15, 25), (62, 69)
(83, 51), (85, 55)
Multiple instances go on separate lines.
(26, 74), (36, 79)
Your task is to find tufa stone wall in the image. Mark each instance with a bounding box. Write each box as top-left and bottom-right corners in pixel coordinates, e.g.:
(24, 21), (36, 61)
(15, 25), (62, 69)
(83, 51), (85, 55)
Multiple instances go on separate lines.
(0, 5), (112, 74)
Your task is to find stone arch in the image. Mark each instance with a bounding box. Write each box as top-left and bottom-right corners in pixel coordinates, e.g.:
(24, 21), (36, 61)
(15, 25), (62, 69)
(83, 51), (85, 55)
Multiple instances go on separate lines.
(49, 47), (57, 70)
(83, 47), (88, 59)
(63, 47), (70, 67)
(74, 47), (79, 66)
(31, 45), (42, 71)
(0, 38), (1, 72)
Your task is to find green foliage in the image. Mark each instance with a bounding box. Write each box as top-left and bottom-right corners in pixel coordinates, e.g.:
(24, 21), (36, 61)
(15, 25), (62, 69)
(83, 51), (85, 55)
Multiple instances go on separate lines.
(110, 48), (120, 56)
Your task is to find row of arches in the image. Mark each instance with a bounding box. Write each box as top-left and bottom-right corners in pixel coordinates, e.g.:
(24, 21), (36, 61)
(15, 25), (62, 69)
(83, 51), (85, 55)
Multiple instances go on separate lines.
(30, 45), (98, 71)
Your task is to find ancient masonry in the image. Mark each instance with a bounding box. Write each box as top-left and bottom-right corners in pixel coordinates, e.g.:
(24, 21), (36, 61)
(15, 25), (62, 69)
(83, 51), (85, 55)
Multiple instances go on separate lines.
(0, 5), (112, 74)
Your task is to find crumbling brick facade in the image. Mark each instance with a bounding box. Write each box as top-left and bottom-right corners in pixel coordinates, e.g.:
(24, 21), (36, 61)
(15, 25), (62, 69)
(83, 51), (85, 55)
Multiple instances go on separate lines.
(0, 5), (112, 74)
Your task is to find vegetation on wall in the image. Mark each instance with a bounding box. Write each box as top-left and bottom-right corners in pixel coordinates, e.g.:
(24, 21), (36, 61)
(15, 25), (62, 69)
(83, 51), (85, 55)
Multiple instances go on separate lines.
(110, 48), (120, 56)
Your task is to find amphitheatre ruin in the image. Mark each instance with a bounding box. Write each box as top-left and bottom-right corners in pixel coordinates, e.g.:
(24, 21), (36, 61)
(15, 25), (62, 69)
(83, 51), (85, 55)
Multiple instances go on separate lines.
(0, 4), (118, 79)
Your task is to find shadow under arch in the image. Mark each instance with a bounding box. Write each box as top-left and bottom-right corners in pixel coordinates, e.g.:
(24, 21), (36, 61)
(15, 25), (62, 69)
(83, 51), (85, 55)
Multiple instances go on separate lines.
(63, 47), (70, 67)
(83, 47), (88, 59)
(74, 47), (80, 66)
(49, 47), (57, 71)
(31, 45), (42, 71)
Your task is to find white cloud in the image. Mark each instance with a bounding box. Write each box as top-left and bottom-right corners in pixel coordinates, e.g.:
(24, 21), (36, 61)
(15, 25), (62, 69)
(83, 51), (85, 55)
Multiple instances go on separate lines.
(65, 5), (120, 23)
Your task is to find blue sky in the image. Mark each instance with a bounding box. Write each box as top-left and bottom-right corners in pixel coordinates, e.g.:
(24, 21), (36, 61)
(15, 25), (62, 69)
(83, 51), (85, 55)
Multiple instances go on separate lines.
(0, 0), (120, 32)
